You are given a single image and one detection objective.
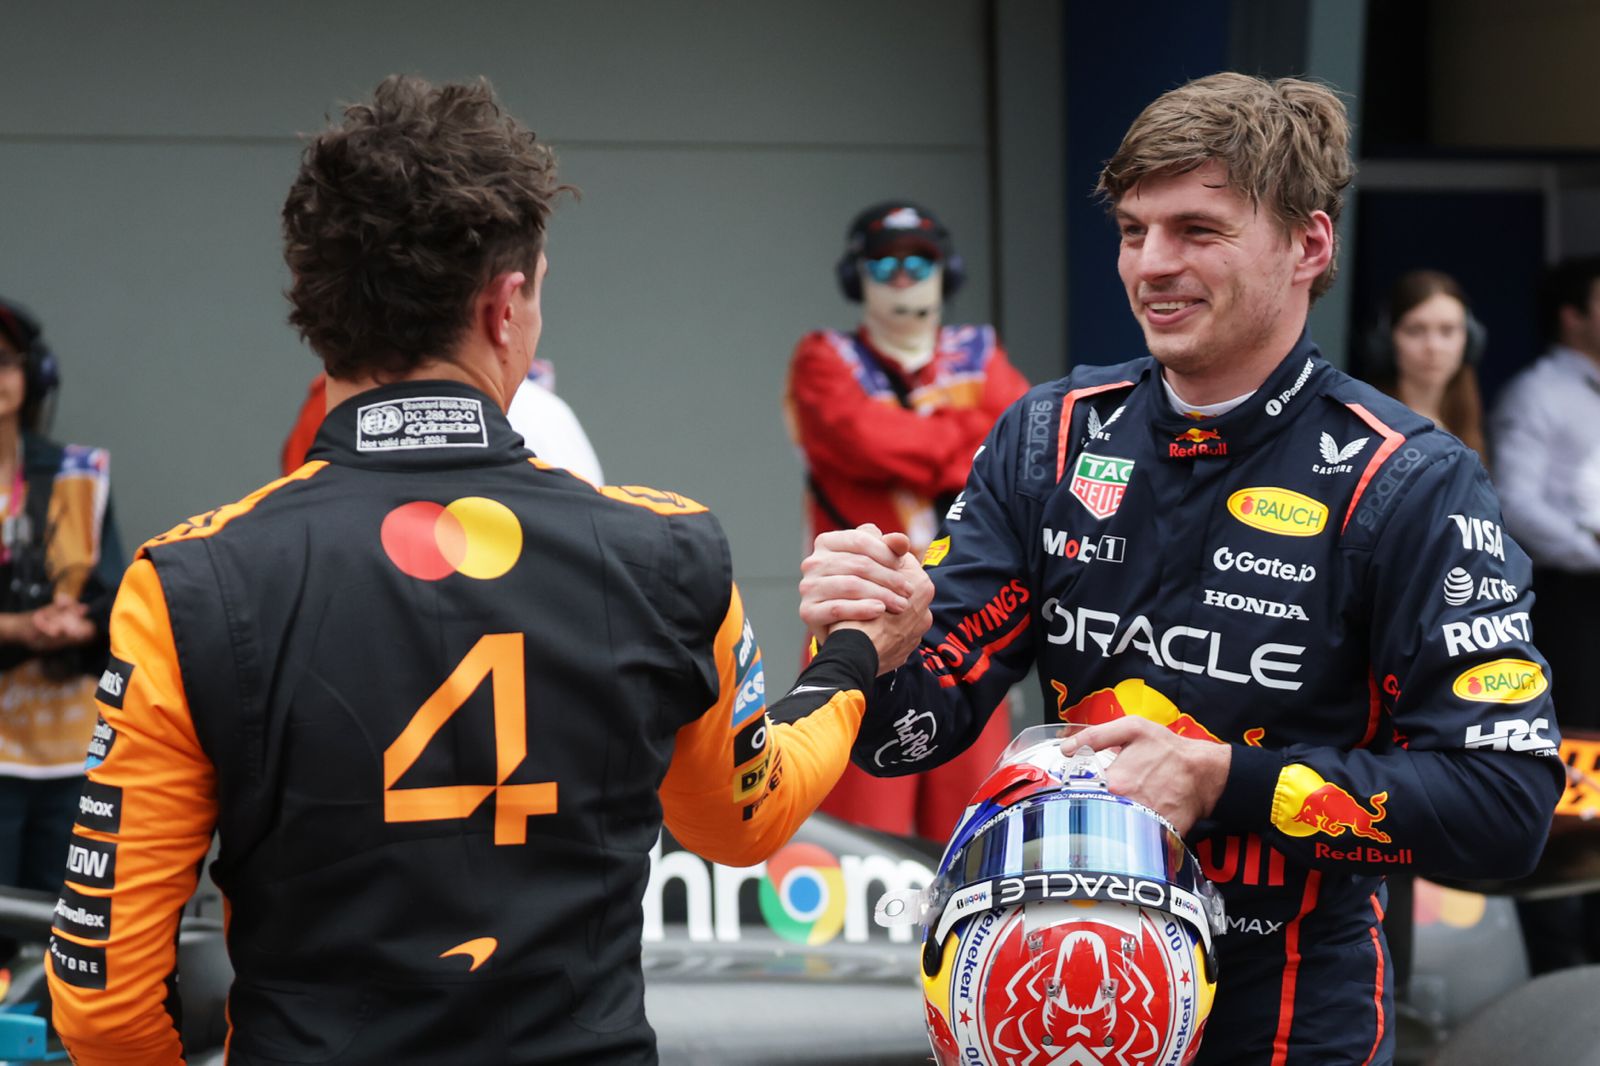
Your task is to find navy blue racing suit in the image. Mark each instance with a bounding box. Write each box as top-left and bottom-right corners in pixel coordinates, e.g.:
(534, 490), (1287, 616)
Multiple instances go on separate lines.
(851, 338), (1565, 1064)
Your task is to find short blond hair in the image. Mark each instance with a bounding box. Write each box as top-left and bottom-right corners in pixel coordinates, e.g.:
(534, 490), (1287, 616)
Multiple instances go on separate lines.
(1097, 72), (1354, 299)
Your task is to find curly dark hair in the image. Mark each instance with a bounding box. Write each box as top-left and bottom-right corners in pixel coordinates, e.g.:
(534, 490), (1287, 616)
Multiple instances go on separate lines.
(283, 75), (571, 380)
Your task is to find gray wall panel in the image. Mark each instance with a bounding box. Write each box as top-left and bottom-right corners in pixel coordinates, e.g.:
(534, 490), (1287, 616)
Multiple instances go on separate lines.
(0, 3), (1002, 697)
(1, 1), (987, 148)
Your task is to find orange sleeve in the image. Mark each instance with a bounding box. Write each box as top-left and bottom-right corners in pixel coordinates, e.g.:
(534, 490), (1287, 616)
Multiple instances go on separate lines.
(787, 333), (999, 498)
(660, 583), (876, 867)
(48, 557), (219, 1065)
(279, 374), (327, 476)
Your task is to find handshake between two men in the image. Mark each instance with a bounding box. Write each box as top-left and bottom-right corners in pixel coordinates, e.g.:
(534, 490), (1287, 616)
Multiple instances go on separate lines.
(796, 524), (1234, 838)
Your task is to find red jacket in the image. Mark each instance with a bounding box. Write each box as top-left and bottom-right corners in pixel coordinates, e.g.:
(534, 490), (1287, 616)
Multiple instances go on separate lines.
(785, 325), (1028, 552)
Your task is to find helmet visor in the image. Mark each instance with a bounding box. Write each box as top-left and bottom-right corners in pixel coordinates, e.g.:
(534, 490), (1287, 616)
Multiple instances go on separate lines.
(923, 790), (1224, 961)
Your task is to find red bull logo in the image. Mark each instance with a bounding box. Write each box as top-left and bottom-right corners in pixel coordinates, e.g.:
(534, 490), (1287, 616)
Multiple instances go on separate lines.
(1170, 426), (1228, 458)
(1271, 764), (1391, 843)
(1053, 678), (1223, 743)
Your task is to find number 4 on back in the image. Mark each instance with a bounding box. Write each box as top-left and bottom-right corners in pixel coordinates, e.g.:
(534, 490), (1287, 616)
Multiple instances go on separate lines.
(383, 633), (558, 845)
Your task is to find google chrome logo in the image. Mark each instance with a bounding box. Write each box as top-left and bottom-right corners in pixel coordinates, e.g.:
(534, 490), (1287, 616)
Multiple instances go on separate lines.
(380, 497), (523, 581)
(758, 842), (846, 945)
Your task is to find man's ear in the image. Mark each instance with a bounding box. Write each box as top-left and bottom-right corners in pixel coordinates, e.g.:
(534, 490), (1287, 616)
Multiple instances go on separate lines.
(482, 271), (529, 349)
(1291, 210), (1335, 288)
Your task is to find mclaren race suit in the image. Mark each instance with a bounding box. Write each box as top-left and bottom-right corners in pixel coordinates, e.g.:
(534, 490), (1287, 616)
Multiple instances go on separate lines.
(851, 339), (1565, 1064)
(47, 382), (880, 1065)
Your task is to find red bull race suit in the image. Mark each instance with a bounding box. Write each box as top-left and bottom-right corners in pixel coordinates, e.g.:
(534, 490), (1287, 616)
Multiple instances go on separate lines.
(844, 338), (1566, 1064)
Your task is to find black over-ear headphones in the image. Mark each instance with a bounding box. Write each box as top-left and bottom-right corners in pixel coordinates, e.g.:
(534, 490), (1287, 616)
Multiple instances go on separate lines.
(834, 201), (967, 303)
(1364, 305), (1487, 381)
(0, 298), (62, 432)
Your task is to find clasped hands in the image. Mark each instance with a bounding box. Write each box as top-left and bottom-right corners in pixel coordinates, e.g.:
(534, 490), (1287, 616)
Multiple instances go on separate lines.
(798, 523), (1229, 832)
(798, 524), (933, 675)
(0, 593), (95, 653)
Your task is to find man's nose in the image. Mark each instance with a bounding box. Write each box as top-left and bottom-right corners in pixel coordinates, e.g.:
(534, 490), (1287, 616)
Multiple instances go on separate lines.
(1133, 228), (1184, 281)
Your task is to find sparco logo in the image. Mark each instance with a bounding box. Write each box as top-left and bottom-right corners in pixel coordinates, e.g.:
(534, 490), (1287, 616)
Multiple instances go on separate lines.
(1203, 589), (1309, 621)
(874, 708), (937, 768)
(1042, 599), (1305, 690)
(1212, 547), (1315, 583)
(1265, 358), (1314, 416)
(1024, 399), (1054, 480)
(1354, 446), (1425, 531)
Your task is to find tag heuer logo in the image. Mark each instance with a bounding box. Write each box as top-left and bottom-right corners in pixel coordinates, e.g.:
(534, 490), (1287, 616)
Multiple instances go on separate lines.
(1070, 453), (1134, 519)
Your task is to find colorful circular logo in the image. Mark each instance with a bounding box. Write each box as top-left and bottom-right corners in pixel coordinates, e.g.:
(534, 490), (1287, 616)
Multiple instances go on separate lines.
(380, 497), (523, 581)
(758, 842), (846, 945)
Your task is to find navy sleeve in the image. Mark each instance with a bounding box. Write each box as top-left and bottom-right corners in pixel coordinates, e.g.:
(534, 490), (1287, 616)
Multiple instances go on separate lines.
(1214, 445), (1566, 878)
(850, 394), (1043, 776)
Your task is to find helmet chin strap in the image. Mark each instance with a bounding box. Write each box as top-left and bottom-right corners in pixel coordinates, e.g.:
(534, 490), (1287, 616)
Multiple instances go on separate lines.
(861, 272), (943, 371)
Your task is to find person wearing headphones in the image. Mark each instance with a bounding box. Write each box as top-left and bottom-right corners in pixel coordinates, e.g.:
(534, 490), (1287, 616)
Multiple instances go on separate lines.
(0, 298), (122, 896)
(784, 202), (1028, 840)
(1364, 270), (1488, 462)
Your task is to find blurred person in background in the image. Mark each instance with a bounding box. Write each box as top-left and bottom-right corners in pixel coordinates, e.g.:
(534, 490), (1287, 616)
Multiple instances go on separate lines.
(1359, 269), (1490, 1001)
(282, 356), (603, 482)
(0, 299), (122, 896)
(1490, 256), (1600, 973)
(784, 201), (1028, 841)
(1364, 269), (1488, 462)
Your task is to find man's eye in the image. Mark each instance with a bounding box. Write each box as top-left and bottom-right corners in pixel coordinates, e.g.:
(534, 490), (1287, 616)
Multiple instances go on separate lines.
(1188, 226), (1216, 237)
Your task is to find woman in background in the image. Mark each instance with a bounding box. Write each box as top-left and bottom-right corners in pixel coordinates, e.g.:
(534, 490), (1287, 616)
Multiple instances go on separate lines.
(0, 298), (122, 897)
(1365, 269), (1488, 461)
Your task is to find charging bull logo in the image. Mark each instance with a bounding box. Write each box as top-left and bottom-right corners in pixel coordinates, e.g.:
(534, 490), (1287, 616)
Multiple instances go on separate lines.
(1271, 764), (1391, 843)
(1054, 677), (1224, 744)
(1170, 427), (1228, 459)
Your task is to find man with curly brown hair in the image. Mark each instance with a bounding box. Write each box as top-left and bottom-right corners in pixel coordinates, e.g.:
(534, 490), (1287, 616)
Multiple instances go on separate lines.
(798, 73), (1562, 1064)
(46, 75), (931, 1064)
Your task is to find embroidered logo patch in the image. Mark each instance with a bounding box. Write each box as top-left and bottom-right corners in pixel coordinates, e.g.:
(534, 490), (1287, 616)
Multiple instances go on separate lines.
(1069, 453), (1133, 519)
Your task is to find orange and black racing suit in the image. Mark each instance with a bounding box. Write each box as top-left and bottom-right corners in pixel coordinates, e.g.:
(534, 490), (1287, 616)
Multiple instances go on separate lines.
(47, 381), (878, 1065)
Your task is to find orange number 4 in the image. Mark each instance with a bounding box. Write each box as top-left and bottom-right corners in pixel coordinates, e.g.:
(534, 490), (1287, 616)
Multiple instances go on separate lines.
(383, 633), (558, 845)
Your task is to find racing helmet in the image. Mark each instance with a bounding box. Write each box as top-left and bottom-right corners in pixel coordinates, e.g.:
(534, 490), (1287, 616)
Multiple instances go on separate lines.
(878, 725), (1224, 1066)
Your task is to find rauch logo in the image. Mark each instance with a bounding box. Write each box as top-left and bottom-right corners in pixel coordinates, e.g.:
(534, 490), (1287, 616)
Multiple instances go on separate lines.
(642, 838), (933, 945)
(1227, 487), (1328, 537)
(1452, 659), (1548, 704)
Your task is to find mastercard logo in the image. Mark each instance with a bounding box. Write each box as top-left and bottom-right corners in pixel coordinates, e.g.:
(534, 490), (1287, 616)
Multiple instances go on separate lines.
(380, 498), (523, 581)
(758, 842), (846, 945)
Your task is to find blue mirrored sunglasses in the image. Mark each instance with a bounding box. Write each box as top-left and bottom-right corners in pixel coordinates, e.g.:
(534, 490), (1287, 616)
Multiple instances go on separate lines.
(864, 255), (938, 284)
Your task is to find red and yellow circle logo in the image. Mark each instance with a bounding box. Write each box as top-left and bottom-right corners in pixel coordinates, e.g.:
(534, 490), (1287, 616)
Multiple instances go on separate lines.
(380, 497), (523, 581)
